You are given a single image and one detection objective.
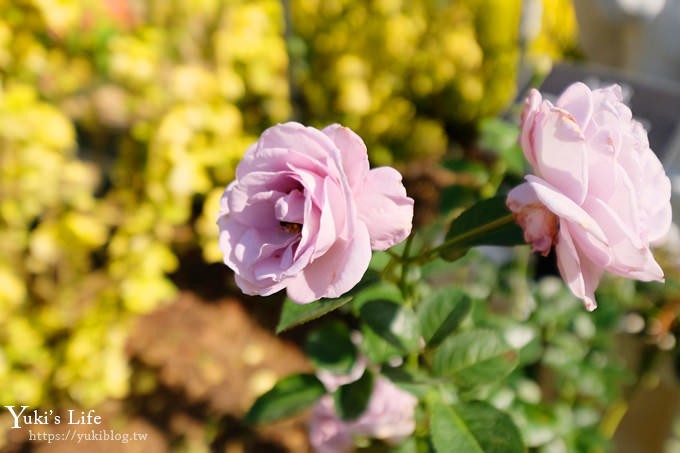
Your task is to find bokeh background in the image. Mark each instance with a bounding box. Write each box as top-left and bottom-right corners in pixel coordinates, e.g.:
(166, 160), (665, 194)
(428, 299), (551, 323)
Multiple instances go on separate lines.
(1, 0), (680, 451)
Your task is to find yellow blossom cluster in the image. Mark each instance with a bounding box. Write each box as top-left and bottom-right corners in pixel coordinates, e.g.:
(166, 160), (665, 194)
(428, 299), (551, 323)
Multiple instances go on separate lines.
(290, 0), (577, 165)
(290, 0), (515, 164)
(0, 0), (288, 406)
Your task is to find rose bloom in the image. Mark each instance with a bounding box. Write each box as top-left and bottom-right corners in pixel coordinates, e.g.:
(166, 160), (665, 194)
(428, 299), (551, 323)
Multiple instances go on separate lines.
(508, 82), (672, 310)
(217, 122), (413, 303)
(317, 355), (367, 393)
(308, 396), (354, 453)
(308, 377), (418, 453)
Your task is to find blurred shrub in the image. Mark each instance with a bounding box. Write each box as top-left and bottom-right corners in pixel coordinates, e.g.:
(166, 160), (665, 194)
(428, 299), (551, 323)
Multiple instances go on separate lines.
(289, 0), (578, 165)
(0, 0), (289, 407)
(527, 0), (579, 61)
(289, 0), (521, 165)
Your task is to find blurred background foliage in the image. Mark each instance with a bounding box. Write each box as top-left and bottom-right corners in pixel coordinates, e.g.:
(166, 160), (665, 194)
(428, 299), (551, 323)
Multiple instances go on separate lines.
(289, 0), (577, 165)
(4, 0), (679, 452)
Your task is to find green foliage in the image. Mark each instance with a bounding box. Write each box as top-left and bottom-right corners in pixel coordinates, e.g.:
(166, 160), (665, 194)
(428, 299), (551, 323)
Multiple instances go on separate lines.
(359, 300), (421, 356)
(277, 295), (354, 333)
(349, 282), (421, 363)
(277, 270), (381, 333)
(333, 370), (375, 421)
(440, 196), (525, 261)
(432, 329), (519, 388)
(244, 373), (326, 424)
(429, 400), (524, 453)
(478, 118), (525, 176)
(305, 321), (357, 374)
(417, 287), (471, 348)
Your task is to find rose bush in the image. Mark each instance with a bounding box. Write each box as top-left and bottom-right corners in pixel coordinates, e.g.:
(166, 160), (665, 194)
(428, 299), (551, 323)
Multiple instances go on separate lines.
(507, 82), (672, 310)
(217, 122), (413, 303)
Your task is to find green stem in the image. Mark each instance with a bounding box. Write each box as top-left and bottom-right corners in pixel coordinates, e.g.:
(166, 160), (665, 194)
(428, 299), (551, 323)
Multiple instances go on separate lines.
(399, 234), (421, 371)
(402, 233), (415, 263)
(380, 254), (399, 281)
(385, 249), (401, 260)
(399, 234), (415, 307)
(407, 352), (419, 370)
(408, 213), (516, 264)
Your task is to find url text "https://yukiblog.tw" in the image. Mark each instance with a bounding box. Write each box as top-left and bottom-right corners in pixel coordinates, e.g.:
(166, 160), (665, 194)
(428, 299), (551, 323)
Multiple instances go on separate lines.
(28, 429), (149, 444)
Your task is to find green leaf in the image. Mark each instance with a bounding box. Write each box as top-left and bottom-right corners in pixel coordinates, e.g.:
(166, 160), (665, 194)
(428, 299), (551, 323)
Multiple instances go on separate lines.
(276, 271), (382, 333)
(276, 296), (353, 333)
(439, 185), (477, 214)
(381, 366), (439, 398)
(430, 401), (484, 453)
(351, 281), (403, 312)
(361, 324), (406, 364)
(442, 159), (490, 185)
(391, 437), (420, 453)
(360, 299), (421, 354)
(432, 329), (518, 388)
(478, 118), (524, 176)
(418, 288), (471, 347)
(334, 370), (374, 421)
(245, 374), (326, 424)
(429, 400), (524, 453)
(352, 283), (411, 364)
(440, 196), (524, 261)
(305, 321), (357, 374)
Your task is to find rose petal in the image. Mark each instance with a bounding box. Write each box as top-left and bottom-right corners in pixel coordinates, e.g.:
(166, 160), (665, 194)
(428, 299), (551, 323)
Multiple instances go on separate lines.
(591, 163), (643, 248)
(638, 148), (672, 244)
(234, 273), (287, 297)
(226, 188), (281, 229)
(520, 89), (542, 168)
(352, 377), (418, 441)
(524, 176), (607, 244)
(556, 81), (594, 130)
(322, 124), (370, 193)
(583, 146), (616, 201)
(355, 167), (414, 251)
(308, 396), (354, 453)
(274, 189), (305, 224)
(312, 178), (340, 258)
(506, 182), (558, 256)
(532, 106), (589, 204)
(587, 198), (665, 281)
(286, 221), (372, 303)
(258, 122), (339, 164)
(555, 226), (602, 311)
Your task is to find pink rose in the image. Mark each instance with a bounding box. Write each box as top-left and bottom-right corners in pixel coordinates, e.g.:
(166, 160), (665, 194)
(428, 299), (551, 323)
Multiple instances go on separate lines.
(308, 377), (418, 453)
(308, 396), (354, 453)
(217, 122), (413, 303)
(508, 82), (672, 311)
(317, 355), (367, 393)
(351, 377), (418, 442)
